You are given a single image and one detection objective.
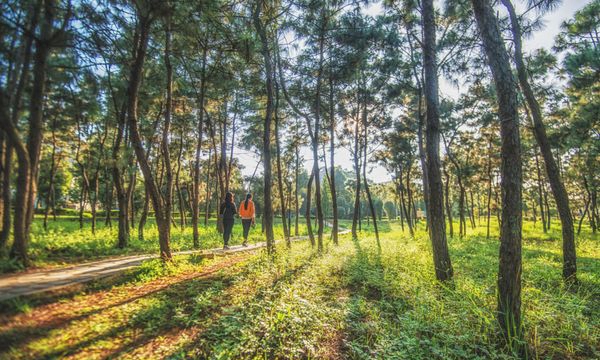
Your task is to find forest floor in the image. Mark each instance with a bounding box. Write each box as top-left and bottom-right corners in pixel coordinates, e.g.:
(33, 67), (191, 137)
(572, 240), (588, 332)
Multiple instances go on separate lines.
(0, 219), (598, 359)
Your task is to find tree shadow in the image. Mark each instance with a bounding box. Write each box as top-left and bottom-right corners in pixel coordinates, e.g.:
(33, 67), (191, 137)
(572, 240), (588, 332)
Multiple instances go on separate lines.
(164, 249), (321, 359)
(0, 256), (252, 358)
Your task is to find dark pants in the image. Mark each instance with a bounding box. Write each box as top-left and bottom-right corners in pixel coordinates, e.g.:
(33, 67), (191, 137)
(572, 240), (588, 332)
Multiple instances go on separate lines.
(242, 219), (252, 240)
(223, 218), (234, 246)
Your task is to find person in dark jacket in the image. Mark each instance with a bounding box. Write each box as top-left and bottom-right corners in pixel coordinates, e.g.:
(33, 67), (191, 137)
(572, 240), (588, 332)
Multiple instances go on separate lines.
(220, 192), (237, 249)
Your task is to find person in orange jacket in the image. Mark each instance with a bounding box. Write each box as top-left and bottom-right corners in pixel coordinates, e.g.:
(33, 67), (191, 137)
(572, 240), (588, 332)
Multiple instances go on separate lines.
(238, 193), (255, 246)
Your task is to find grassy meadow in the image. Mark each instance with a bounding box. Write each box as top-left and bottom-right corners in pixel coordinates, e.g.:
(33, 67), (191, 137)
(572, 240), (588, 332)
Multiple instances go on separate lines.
(0, 217), (598, 359)
(0, 215), (304, 273)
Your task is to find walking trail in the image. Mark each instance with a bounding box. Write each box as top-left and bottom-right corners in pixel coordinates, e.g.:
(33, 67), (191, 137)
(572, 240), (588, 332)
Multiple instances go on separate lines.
(0, 226), (349, 301)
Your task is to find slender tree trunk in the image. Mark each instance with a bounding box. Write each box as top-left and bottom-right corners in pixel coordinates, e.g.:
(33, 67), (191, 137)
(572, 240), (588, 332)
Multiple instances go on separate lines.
(583, 177), (597, 233)
(486, 138), (493, 239)
(352, 93), (361, 239)
(204, 148), (212, 227)
(192, 48), (207, 247)
(422, 0), (453, 281)
(126, 12), (171, 260)
(362, 117), (379, 244)
(534, 152), (547, 232)
(253, 4), (275, 253)
(444, 167), (454, 238)
(294, 142), (299, 236)
(78, 183), (87, 229)
(139, 187), (149, 241)
(306, 171), (315, 247)
(104, 171), (113, 228)
(312, 31), (326, 253)
(176, 133), (186, 229)
(577, 195), (589, 235)
(328, 71), (339, 245)
(127, 172), (136, 230)
(469, 190), (476, 229)
(400, 175), (413, 236)
(6, 0), (56, 265)
(544, 190), (551, 230)
(502, 0), (577, 283)
(43, 123), (58, 231)
(472, 0), (524, 342)
(0, 144), (11, 248)
(113, 102), (129, 248)
(274, 83), (290, 246)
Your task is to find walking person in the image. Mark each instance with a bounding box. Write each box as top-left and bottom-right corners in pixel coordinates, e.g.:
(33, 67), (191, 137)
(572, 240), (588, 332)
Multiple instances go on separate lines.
(239, 193), (256, 246)
(220, 192), (237, 250)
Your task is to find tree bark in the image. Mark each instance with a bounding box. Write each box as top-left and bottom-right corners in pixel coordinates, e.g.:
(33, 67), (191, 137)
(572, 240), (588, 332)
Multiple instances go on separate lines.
(502, 0), (577, 282)
(253, 3), (275, 253)
(352, 93), (362, 239)
(422, 0), (453, 281)
(274, 83), (290, 246)
(306, 171), (315, 247)
(192, 47), (207, 247)
(362, 109), (379, 244)
(328, 70), (339, 245)
(126, 11), (172, 260)
(444, 166), (454, 238)
(472, 0), (524, 342)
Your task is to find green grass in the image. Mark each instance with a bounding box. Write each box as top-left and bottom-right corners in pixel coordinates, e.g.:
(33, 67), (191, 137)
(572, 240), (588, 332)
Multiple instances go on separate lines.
(0, 218), (598, 359)
(0, 215), (308, 273)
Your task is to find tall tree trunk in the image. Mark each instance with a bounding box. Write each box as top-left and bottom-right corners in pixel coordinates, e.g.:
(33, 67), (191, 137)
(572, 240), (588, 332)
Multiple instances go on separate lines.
(192, 47), (207, 247)
(422, 0), (453, 281)
(176, 133), (186, 229)
(274, 83), (290, 246)
(328, 71), (339, 245)
(352, 91), (362, 239)
(127, 11), (171, 260)
(139, 187), (149, 241)
(544, 190), (551, 230)
(78, 182), (87, 229)
(0, 143), (11, 248)
(113, 102), (129, 248)
(127, 171), (136, 230)
(204, 148), (212, 227)
(399, 171), (413, 236)
(486, 137), (493, 239)
(311, 30), (326, 253)
(472, 0), (524, 343)
(577, 195), (588, 235)
(253, 3), (275, 253)
(534, 152), (547, 232)
(0, 2), (39, 247)
(502, 0), (577, 282)
(583, 176), (597, 233)
(469, 190), (476, 229)
(362, 111), (379, 244)
(294, 141), (299, 236)
(43, 122), (58, 231)
(4, 0), (56, 265)
(444, 166), (453, 238)
(104, 170), (113, 228)
(306, 171), (315, 247)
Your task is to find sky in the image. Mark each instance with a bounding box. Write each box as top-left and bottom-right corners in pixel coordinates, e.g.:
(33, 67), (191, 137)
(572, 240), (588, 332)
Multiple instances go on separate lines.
(236, 0), (592, 185)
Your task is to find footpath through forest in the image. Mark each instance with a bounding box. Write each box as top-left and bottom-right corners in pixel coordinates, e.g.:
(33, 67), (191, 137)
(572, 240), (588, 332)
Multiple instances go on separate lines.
(0, 243), (264, 301)
(0, 226), (349, 301)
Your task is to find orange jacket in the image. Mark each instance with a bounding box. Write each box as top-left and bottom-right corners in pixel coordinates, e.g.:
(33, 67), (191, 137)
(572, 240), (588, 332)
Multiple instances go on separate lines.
(238, 200), (255, 219)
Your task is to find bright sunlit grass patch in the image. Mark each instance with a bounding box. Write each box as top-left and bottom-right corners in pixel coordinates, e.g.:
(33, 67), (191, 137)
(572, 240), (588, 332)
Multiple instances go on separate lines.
(0, 219), (598, 359)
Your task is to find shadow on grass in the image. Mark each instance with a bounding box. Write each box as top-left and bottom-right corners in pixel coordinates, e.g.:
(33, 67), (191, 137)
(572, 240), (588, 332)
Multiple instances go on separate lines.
(0, 257), (244, 358)
(165, 248), (321, 359)
(0, 243), (323, 360)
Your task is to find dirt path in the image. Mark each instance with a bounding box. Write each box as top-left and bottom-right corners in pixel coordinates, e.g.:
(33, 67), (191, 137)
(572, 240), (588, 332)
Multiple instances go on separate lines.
(0, 241), (270, 301)
(0, 226), (349, 302)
